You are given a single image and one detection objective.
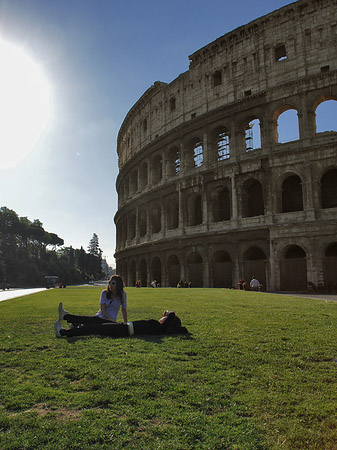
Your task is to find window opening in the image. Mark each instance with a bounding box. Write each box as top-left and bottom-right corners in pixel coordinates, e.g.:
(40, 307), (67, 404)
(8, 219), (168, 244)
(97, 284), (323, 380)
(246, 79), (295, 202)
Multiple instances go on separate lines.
(277, 109), (300, 143)
(193, 141), (203, 167)
(275, 44), (287, 61)
(170, 97), (176, 111)
(315, 100), (337, 133)
(213, 70), (222, 87)
(217, 130), (230, 160)
(245, 119), (261, 151)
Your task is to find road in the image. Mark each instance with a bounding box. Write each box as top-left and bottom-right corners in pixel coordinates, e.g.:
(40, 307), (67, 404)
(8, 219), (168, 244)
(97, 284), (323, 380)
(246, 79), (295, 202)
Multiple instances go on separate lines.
(0, 288), (47, 302)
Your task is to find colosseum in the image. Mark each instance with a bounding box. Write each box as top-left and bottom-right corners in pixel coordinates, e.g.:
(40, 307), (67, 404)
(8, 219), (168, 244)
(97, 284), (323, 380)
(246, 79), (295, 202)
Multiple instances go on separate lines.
(114, 0), (337, 292)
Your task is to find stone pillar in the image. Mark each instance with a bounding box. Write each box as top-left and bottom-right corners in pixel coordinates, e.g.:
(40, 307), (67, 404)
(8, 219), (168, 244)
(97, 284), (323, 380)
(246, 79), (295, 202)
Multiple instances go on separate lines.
(231, 175), (239, 224)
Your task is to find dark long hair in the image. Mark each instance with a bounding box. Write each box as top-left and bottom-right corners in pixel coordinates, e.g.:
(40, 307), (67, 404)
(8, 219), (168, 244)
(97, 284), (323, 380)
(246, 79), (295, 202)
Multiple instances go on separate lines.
(105, 275), (124, 303)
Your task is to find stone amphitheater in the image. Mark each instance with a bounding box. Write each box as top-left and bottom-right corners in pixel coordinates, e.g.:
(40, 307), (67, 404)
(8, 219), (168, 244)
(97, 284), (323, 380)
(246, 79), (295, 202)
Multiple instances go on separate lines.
(114, 0), (337, 291)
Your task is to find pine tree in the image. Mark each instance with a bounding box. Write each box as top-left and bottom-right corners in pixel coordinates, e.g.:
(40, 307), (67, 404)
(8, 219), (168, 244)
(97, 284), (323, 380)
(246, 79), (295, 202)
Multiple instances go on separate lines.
(87, 233), (100, 256)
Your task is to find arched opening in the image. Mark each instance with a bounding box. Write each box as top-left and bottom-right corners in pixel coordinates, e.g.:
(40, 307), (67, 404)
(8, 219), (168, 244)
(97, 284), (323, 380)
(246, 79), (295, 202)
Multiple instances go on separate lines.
(130, 170), (138, 195)
(168, 254), (180, 287)
(245, 119), (261, 151)
(276, 109), (300, 143)
(139, 210), (147, 237)
(139, 162), (148, 189)
(212, 187), (230, 222)
(315, 99), (337, 133)
(152, 154), (162, 184)
(213, 251), (232, 288)
(129, 213), (136, 239)
(168, 147), (180, 176)
(188, 194), (202, 226)
(139, 259), (147, 287)
(323, 243), (337, 292)
(167, 196), (179, 230)
(192, 139), (203, 168)
(242, 179), (264, 217)
(151, 257), (162, 286)
(321, 169), (337, 209)
(282, 175), (303, 212)
(243, 247), (267, 290)
(187, 252), (203, 287)
(130, 260), (136, 287)
(216, 127), (230, 160)
(280, 245), (307, 291)
(150, 205), (161, 233)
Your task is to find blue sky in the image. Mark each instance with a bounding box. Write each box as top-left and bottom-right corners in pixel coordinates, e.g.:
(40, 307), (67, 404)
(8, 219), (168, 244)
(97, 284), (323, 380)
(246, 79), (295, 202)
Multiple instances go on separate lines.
(0, 0), (310, 265)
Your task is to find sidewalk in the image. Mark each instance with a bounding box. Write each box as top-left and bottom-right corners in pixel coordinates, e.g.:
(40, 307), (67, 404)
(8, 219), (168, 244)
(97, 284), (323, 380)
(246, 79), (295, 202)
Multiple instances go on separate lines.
(0, 288), (47, 302)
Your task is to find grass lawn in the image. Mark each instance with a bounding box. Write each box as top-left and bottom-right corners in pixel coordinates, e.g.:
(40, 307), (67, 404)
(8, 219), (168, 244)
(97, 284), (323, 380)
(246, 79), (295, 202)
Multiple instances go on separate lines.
(1, 287), (337, 450)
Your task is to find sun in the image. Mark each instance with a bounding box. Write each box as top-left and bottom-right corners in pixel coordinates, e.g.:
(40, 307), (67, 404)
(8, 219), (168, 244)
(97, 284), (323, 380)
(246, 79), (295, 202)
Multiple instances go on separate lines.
(0, 40), (51, 170)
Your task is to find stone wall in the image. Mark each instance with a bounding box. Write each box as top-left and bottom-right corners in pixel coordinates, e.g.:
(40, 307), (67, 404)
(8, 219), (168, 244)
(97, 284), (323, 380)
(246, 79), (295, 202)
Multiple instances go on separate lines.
(114, 0), (337, 291)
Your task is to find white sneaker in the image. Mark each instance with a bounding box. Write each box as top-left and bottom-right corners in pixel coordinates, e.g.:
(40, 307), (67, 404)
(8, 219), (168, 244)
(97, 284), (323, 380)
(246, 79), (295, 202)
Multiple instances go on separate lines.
(58, 302), (68, 321)
(54, 320), (63, 338)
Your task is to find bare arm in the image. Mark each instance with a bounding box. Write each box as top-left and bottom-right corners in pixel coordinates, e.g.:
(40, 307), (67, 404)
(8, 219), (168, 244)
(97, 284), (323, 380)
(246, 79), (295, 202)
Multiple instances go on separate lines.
(101, 303), (114, 320)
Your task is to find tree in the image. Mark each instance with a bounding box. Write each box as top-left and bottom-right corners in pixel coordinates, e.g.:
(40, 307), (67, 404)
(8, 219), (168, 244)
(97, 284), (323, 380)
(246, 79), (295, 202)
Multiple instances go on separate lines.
(87, 233), (100, 256)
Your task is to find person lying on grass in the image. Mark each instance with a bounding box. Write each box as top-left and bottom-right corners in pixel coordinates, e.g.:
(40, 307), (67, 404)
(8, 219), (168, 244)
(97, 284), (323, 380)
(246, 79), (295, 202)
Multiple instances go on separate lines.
(55, 303), (188, 338)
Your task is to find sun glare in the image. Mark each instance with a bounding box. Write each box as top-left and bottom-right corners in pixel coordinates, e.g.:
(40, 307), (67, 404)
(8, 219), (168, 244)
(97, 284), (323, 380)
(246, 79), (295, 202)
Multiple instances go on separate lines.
(0, 40), (51, 170)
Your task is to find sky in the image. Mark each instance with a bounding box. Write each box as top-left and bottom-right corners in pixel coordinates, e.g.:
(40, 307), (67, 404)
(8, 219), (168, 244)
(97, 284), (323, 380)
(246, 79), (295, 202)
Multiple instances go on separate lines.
(0, 0), (321, 266)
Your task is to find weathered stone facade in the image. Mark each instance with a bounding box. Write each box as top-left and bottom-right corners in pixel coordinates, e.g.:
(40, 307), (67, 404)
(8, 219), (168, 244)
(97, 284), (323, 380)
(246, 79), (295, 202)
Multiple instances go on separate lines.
(114, 0), (337, 291)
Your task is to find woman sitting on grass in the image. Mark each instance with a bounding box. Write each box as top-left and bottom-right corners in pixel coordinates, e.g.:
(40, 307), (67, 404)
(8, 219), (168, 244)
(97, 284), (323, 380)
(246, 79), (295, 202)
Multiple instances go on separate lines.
(55, 305), (188, 338)
(97, 275), (128, 323)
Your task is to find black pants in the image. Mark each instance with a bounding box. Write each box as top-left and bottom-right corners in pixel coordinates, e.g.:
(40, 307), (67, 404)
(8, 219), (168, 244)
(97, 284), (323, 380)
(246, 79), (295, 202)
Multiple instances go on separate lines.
(64, 313), (116, 326)
(61, 319), (129, 338)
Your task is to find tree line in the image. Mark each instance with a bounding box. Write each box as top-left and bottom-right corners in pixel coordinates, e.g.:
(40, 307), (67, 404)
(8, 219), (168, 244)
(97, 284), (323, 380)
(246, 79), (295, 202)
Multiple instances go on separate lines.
(0, 206), (104, 288)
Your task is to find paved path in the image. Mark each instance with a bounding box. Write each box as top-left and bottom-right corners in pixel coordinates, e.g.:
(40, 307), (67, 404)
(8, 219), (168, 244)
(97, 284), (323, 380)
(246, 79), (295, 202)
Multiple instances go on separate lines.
(0, 288), (47, 302)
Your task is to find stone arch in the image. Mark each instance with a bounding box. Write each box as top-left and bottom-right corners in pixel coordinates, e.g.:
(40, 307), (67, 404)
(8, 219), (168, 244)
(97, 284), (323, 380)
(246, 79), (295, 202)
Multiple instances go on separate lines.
(314, 97), (337, 133)
(151, 256), (162, 285)
(187, 192), (203, 226)
(139, 161), (148, 189)
(139, 209), (147, 237)
(280, 245), (307, 291)
(166, 194), (179, 230)
(167, 254), (180, 287)
(130, 260), (136, 287)
(190, 137), (203, 168)
(129, 212), (136, 239)
(242, 179), (264, 217)
(245, 118), (261, 151)
(282, 175), (303, 212)
(274, 107), (300, 143)
(212, 126), (230, 161)
(321, 168), (337, 209)
(151, 154), (162, 184)
(187, 251), (203, 287)
(323, 243), (337, 292)
(130, 169), (138, 195)
(139, 258), (148, 287)
(243, 246), (267, 290)
(212, 250), (232, 288)
(150, 204), (161, 233)
(211, 186), (230, 222)
(167, 146), (180, 176)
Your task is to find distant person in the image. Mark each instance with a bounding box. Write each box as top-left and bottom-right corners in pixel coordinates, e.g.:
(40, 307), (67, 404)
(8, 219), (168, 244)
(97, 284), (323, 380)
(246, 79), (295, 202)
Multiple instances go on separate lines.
(177, 280), (184, 288)
(150, 280), (157, 288)
(238, 279), (244, 290)
(55, 308), (188, 338)
(250, 276), (260, 291)
(135, 280), (141, 288)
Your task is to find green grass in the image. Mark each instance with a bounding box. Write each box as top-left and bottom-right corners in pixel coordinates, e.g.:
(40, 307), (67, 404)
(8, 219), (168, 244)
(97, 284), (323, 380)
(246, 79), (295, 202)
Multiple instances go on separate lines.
(1, 287), (337, 450)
